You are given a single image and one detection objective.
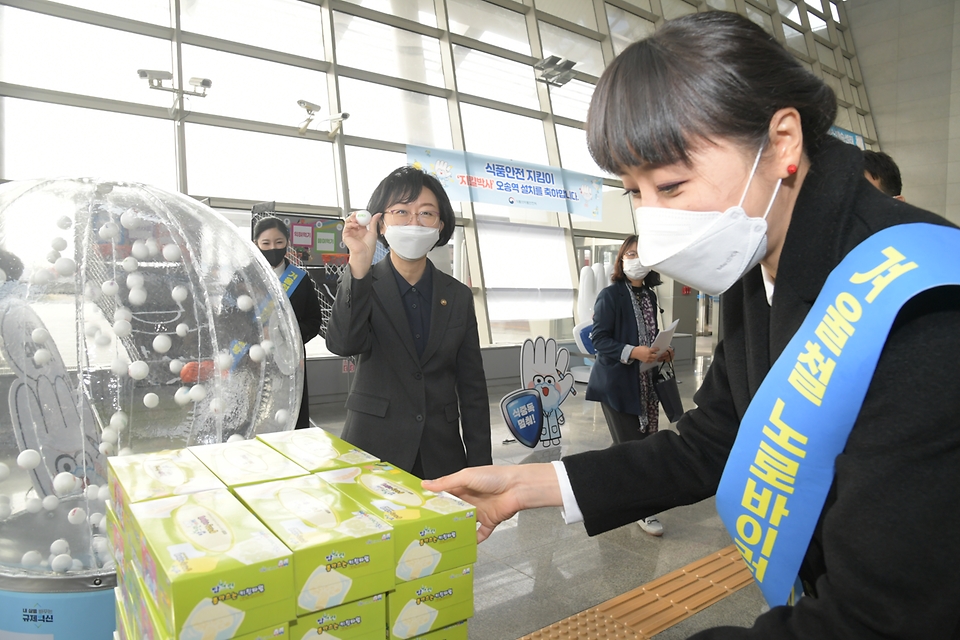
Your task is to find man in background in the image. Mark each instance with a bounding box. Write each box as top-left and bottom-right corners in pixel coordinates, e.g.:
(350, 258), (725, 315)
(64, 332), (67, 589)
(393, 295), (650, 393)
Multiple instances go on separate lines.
(863, 150), (905, 202)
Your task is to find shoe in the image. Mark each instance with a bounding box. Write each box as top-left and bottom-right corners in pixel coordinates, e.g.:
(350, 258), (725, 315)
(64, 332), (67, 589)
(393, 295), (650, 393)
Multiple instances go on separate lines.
(638, 516), (663, 536)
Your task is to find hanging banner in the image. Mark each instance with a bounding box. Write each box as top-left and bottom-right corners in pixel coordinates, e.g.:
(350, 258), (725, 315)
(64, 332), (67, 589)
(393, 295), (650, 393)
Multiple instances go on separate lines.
(406, 146), (603, 221)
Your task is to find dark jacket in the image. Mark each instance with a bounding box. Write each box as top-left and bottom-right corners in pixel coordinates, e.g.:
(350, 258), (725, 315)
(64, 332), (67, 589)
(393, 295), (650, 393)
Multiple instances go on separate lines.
(585, 282), (658, 415)
(284, 261), (321, 429)
(325, 257), (491, 479)
(564, 137), (960, 638)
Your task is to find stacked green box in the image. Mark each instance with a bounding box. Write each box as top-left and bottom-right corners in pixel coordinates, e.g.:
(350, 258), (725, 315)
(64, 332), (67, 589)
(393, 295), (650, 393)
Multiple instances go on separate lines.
(315, 464), (477, 583)
(130, 488), (296, 638)
(258, 428), (379, 472)
(289, 594), (387, 640)
(189, 439), (308, 488)
(409, 620), (468, 640)
(386, 565), (474, 640)
(234, 475), (395, 616)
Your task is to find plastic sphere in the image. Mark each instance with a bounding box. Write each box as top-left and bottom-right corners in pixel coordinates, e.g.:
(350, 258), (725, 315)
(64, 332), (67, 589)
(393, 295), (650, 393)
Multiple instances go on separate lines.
(31, 269), (52, 286)
(98, 442), (114, 457)
(174, 387), (191, 406)
(128, 360), (149, 380)
(17, 449), (41, 470)
(237, 295), (254, 311)
(67, 508), (87, 525)
(171, 285), (188, 302)
(55, 257), (76, 276)
(209, 398), (224, 414)
(131, 239), (149, 260)
(125, 272), (144, 289)
(145, 237), (160, 256)
(85, 484), (100, 501)
(162, 244), (181, 261)
(51, 554), (72, 573)
(71, 558), (84, 571)
(53, 472), (77, 495)
(113, 319), (132, 338)
(93, 331), (111, 347)
(47, 250), (61, 264)
(25, 498), (42, 513)
(261, 340), (274, 354)
(227, 434), (244, 443)
(31, 328), (50, 343)
(101, 280), (119, 296)
(98, 486), (110, 502)
(248, 344), (265, 362)
(98, 222), (120, 241)
(114, 306), (132, 322)
(275, 409), (290, 426)
(0, 463), (8, 481)
(110, 357), (129, 377)
(188, 385), (207, 402)
(143, 393), (160, 409)
(51, 236), (68, 251)
(21, 550), (42, 567)
(121, 257), (139, 272)
(33, 349), (52, 366)
(120, 208), (141, 229)
(176, 323), (189, 337)
(109, 411), (128, 430)
(215, 353), (234, 371)
(100, 427), (118, 445)
(118, 447), (134, 456)
(355, 210), (371, 226)
(152, 334), (172, 354)
(169, 359), (184, 375)
(56, 216), (72, 229)
(42, 495), (60, 511)
(128, 287), (147, 306)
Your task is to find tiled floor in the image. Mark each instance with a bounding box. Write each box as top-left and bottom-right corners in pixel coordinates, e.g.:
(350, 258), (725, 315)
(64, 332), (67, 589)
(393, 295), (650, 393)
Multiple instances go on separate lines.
(311, 348), (766, 639)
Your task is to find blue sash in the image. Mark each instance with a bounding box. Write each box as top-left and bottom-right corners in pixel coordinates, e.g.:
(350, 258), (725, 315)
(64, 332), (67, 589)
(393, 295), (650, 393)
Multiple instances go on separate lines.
(280, 263), (307, 299)
(715, 223), (960, 606)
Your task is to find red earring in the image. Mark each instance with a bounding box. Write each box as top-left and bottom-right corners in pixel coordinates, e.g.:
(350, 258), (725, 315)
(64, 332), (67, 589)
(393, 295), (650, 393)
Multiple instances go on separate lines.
(787, 164), (798, 175)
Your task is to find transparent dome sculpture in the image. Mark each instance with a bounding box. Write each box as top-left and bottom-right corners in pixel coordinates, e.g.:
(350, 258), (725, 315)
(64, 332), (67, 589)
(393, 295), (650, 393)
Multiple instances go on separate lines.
(0, 177), (302, 580)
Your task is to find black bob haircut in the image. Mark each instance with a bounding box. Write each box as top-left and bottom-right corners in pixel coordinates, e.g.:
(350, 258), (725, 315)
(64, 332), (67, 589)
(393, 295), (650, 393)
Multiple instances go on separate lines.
(863, 150), (902, 197)
(253, 216), (290, 241)
(368, 166), (456, 249)
(587, 11), (837, 174)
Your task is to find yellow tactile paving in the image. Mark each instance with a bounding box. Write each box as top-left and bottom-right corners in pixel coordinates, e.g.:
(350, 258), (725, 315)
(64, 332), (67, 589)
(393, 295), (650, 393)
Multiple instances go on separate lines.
(521, 545), (754, 639)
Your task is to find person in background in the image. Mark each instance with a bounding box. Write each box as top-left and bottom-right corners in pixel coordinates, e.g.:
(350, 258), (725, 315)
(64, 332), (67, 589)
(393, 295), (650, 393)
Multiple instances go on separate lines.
(424, 12), (960, 638)
(254, 216), (322, 429)
(326, 166), (491, 480)
(862, 150), (905, 201)
(586, 235), (671, 536)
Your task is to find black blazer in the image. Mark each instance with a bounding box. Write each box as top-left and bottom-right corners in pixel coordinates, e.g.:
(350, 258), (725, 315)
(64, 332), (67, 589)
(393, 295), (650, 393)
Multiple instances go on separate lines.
(286, 261), (321, 345)
(325, 258), (491, 479)
(585, 282), (658, 415)
(565, 137), (960, 638)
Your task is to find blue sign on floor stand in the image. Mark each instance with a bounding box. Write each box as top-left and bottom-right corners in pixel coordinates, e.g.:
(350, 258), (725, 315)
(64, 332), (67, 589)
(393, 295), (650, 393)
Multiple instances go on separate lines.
(0, 586), (115, 638)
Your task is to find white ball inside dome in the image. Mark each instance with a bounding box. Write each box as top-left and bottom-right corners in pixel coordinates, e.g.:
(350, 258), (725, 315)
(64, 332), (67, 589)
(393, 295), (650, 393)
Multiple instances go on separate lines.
(125, 272), (144, 289)
(131, 240), (149, 260)
(216, 353), (233, 371)
(42, 495), (60, 511)
(54, 257), (76, 277)
(98, 442), (114, 457)
(248, 344), (265, 363)
(71, 558), (84, 571)
(21, 550), (42, 567)
(261, 340), (274, 354)
(171, 285), (189, 303)
(188, 385), (207, 402)
(17, 449), (41, 470)
(128, 360), (149, 380)
(146, 238), (160, 256)
(98, 486), (110, 502)
(236, 295), (254, 312)
(152, 334), (172, 354)
(174, 387), (191, 406)
(109, 411), (128, 430)
(50, 539), (69, 556)
(120, 209), (141, 229)
(56, 216), (72, 230)
(143, 393), (160, 409)
(51, 236), (68, 251)
(275, 409), (290, 426)
(25, 498), (42, 513)
(128, 287), (147, 306)
(93, 331), (111, 347)
(85, 484), (100, 501)
(90, 512), (105, 529)
(98, 222), (120, 241)
(84, 322), (99, 338)
(121, 257), (139, 272)
(51, 553), (72, 573)
(113, 319), (132, 338)
(162, 244), (181, 261)
(118, 447), (134, 456)
(209, 398), (224, 414)
(67, 507), (87, 525)
(100, 427), (118, 445)
(31, 328), (50, 344)
(53, 472), (77, 496)
(101, 280), (119, 296)
(30, 269), (52, 286)
(355, 209), (372, 226)
(114, 307), (132, 322)
(169, 359), (184, 375)
(0, 463), (8, 481)
(227, 434), (245, 443)
(47, 250), (61, 264)
(176, 323), (189, 337)
(110, 357), (129, 377)
(33, 349), (52, 367)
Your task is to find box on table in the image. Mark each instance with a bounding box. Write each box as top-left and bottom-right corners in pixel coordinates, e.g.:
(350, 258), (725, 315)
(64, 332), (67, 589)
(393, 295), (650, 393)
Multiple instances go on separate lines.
(257, 428), (379, 472)
(189, 439), (307, 488)
(289, 594), (387, 640)
(107, 448), (225, 538)
(387, 564), (474, 640)
(409, 620), (468, 640)
(106, 503), (130, 577)
(130, 487), (295, 638)
(234, 474), (395, 615)
(316, 464), (477, 583)
(115, 588), (132, 640)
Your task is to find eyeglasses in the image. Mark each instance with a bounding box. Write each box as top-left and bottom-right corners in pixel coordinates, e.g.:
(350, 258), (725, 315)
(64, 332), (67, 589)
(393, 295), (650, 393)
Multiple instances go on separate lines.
(624, 251), (639, 258)
(384, 208), (441, 227)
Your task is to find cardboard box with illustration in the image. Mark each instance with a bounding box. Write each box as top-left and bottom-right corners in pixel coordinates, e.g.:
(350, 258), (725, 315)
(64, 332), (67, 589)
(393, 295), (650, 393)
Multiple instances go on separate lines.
(258, 428), (379, 472)
(386, 564), (474, 640)
(189, 439), (307, 488)
(289, 593), (387, 640)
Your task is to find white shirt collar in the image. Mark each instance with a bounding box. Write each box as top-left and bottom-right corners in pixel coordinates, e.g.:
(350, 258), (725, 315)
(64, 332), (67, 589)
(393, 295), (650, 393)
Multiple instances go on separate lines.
(760, 264), (775, 306)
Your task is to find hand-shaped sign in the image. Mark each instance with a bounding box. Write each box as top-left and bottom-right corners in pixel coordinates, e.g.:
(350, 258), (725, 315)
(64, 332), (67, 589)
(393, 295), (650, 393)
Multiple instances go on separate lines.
(500, 337), (575, 448)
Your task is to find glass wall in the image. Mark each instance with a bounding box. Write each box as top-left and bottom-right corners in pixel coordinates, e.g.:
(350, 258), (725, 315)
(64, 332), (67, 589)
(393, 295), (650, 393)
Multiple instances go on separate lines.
(0, 0), (876, 350)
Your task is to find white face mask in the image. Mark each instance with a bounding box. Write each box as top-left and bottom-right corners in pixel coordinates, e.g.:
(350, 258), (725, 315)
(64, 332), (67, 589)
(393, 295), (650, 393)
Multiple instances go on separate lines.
(622, 257), (650, 282)
(384, 225), (440, 261)
(635, 146), (782, 296)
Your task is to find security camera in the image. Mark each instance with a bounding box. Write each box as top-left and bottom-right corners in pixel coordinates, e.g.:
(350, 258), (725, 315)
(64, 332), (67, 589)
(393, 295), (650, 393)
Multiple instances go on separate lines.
(188, 77), (212, 89)
(137, 69), (173, 82)
(297, 100), (322, 115)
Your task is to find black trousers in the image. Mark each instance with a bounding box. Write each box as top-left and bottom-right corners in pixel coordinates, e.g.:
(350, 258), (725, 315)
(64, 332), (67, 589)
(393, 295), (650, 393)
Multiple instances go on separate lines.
(600, 402), (651, 445)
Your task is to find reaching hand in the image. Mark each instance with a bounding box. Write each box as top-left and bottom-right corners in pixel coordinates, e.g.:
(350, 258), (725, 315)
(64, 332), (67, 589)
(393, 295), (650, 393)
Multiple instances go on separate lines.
(631, 345), (660, 363)
(342, 211), (383, 279)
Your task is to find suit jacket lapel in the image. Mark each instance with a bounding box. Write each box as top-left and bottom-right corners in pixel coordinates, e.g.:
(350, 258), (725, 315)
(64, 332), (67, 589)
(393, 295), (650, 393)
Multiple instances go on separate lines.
(372, 259), (419, 363)
(420, 270), (452, 366)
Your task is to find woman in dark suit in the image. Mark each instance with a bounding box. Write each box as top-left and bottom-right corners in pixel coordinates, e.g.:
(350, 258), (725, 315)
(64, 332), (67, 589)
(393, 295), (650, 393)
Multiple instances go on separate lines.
(325, 167), (491, 479)
(254, 216), (322, 429)
(586, 236), (671, 535)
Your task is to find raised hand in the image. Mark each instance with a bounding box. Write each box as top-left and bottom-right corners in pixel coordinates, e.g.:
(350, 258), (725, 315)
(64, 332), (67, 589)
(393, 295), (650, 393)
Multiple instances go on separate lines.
(342, 211), (383, 279)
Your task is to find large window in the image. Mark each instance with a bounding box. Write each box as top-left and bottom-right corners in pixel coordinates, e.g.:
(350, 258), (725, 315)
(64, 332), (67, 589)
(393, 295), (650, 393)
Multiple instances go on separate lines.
(334, 13), (444, 86)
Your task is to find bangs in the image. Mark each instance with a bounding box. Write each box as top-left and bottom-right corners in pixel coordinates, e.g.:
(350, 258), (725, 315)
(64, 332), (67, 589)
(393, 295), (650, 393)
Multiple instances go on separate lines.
(367, 167), (427, 212)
